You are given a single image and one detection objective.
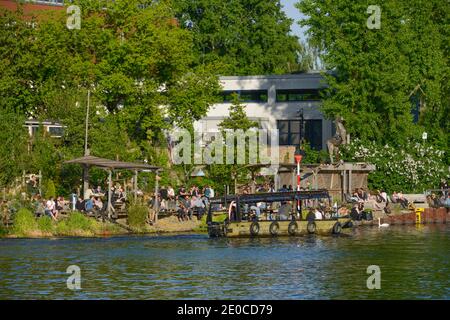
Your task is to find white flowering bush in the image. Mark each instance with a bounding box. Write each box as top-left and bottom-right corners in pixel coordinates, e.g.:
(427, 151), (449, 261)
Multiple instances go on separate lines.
(340, 139), (448, 193)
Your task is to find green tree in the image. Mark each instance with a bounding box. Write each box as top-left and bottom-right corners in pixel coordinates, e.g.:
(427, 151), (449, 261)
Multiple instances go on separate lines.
(175, 0), (305, 75)
(296, 0), (449, 190)
(0, 1), (221, 193)
(0, 108), (29, 187)
(207, 94), (259, 193)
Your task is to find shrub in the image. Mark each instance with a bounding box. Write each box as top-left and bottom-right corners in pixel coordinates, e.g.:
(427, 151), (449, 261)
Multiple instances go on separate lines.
(12, 208), (38, 236)
(56, 211), (97, 236)
(127, 205), (148, 230)
(340, 139), (448, 193)
(37, 216), (54, 234)
(45, 180), (56, 199)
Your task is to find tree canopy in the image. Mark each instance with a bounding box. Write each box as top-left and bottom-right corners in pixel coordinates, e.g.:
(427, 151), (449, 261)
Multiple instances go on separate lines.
(296, 0), (449, 190)
(296, 0), (449, 150)
(0, 0), (220, 190)
(175, 0), (307, 75)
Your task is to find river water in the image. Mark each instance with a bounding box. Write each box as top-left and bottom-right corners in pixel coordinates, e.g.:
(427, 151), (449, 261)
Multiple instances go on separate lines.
(0, 224), (448, 300)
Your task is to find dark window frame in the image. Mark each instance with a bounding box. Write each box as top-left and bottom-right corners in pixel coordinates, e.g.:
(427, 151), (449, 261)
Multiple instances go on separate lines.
(277, 119), (323, 150)
(276, 89), (321, 102)
(220, 90), (268, 103)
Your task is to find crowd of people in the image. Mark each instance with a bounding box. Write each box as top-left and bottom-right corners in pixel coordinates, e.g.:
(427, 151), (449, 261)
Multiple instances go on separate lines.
(155, 185), (215, 222)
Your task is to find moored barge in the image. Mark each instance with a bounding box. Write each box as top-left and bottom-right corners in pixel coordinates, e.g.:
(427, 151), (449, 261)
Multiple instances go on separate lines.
(206, 190), (353, 238)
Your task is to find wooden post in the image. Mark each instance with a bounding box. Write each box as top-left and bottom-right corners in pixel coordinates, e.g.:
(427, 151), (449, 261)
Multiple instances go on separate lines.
(154, 171), (159, 223)
(134, 170), (138, 202)
(83, 164), (89, 199)
(38, 170), (42, 196)
(107, 169), (112, 219)
(251, 171), (256, 194)
(348, 169), (352, 196)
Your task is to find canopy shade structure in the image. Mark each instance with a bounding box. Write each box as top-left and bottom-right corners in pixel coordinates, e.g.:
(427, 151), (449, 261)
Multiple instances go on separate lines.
(65, 155), (161, 171)
(64, 155), (162, 220)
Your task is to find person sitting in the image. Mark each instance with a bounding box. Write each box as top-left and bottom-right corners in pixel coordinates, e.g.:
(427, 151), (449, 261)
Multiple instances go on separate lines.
(116, 187), (126, 202)
(350, 190), (361, 202)
(350, 203), (361, 221)
(75, 197), (85, 212)
(278, 202), (291, 220)
(444, 194), (450, 208)
(93, 196), (103, 211)
(250, 202), (266, 220)
(228, 201), (237, 221)
(314, 208), (323, 220)
(190, 196), (205, 220)
(357, 188), (368, 201)
(306, 209), (315, 221)
(56, 196), (65, 215)
(85, 196), (94, 213)
(85, 186), (94, 200)
(45, 197), (57, 221)
(397, 192), (409, 208)
(177, 199), (189, 221)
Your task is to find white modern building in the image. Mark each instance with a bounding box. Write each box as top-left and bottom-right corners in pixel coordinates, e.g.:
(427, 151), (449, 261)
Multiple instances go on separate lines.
(194, 72), (333, 162)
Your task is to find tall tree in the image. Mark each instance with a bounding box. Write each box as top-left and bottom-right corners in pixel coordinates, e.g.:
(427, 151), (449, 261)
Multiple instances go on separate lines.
(175, 0), (305, 75)
(296, 0), (449, 154)
(0, 0), (221, 193)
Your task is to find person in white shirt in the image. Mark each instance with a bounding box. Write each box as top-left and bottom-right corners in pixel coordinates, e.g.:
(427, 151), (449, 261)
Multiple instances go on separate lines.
(314, 208), (323, 220)
(45, 197), (57, 221)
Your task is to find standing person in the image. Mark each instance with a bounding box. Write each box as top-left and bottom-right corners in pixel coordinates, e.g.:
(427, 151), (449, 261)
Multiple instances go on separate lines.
(167, 185), (175, 210)
(159, 186), (168, 211)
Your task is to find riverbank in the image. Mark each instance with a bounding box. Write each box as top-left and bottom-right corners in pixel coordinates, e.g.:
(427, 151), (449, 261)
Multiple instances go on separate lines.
(0, 209), (207, 239)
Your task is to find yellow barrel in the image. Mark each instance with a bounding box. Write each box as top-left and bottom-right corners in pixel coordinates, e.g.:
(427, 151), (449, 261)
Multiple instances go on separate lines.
(415, 208), (424, 224)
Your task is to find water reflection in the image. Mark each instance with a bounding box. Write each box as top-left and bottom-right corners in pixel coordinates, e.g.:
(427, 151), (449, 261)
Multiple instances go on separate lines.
(0, 225), (448, 299)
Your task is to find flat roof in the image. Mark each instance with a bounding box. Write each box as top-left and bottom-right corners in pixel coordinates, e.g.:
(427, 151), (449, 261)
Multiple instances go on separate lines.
(65, 155), (161, 171)
(219, 72), (326, 81)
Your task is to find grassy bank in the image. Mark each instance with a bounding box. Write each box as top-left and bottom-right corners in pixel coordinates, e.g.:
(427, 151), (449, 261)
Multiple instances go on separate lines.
(192, 213), (228, 233)
(3, 208), (125, 238)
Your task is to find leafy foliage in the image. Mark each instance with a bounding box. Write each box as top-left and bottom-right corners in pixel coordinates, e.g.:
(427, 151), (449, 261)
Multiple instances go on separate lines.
(341, 139), (447, 193)
(44, 180), (56, 199)
(12, 208), (38, 237)
(0, 1), (220, 193)
(127, 204), (148, 230)
(175, 0), (305, 75)
(296, 0), (449, 152)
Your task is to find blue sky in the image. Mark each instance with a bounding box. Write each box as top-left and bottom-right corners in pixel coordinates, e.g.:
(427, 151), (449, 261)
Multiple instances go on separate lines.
(280, 0), (308, 41)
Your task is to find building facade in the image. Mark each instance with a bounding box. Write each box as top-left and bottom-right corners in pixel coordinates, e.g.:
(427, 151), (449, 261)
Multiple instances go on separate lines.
(194, 72), (333, 162)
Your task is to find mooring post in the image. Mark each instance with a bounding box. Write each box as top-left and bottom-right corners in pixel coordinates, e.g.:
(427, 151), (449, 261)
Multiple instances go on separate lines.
(154, 171), (159, 223)
(107, 169), (112, 219)
(134, 170), (138, 202)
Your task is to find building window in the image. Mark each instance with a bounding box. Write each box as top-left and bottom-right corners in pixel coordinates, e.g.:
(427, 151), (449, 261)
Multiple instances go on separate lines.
(277, 119), (323, 150)
(48, 126), (64, 137)
(278, 120), (301, 146)
(28, 0), (64, 6)
(276, 89), (321, 102)
(305, 120), (322, 150)
(221, 90), (268, 103)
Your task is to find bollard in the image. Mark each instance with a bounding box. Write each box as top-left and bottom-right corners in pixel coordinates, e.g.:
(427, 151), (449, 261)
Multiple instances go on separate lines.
(415, 208), (424, 224)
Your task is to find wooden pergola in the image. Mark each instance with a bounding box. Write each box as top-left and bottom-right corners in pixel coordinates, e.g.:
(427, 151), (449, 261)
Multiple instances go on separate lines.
(65, 155), (161, 218)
